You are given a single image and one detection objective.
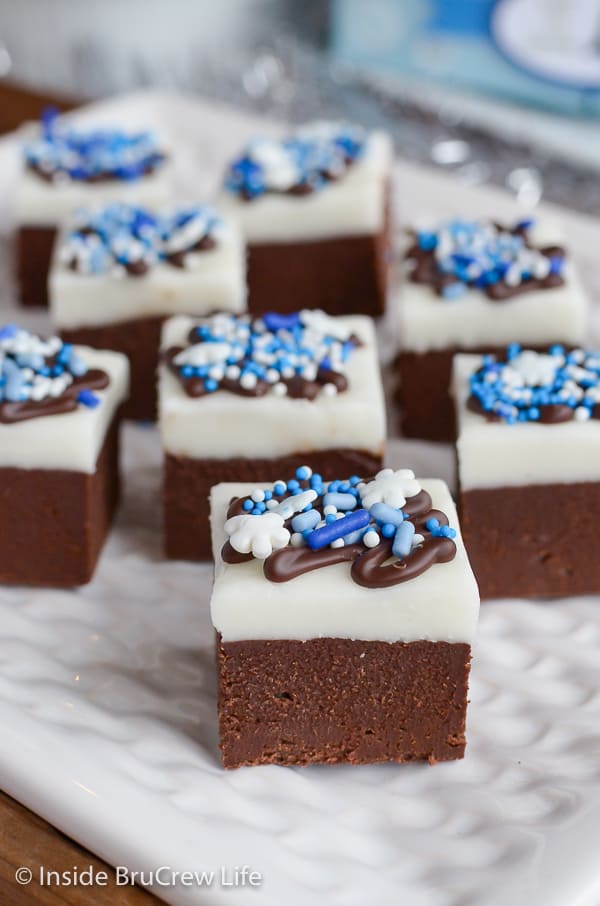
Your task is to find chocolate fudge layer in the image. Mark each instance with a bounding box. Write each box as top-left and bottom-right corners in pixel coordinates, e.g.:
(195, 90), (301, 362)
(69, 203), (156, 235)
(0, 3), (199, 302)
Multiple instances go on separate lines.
(165, 449), (382, 561)
(218, 636), (470, 768)
(460, 482), (600, 600)
(246, 198), (390, 317)
(0, 414), (120, 586)
(63, 316), (164, 421)
(16, 225), (56, 308)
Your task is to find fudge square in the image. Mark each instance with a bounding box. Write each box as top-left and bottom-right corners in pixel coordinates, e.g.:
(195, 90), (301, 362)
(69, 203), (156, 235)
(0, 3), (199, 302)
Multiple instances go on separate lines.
(397, 217), (587, 442)
(219, 121), (393, 317)
(50, 202), (245, 421)
(159, 309), (386, 561)
(210, 466), (480, 768)
(0, 325), (129, 587)
(15, 109), (170, 308)
(453, 345), (600, 599)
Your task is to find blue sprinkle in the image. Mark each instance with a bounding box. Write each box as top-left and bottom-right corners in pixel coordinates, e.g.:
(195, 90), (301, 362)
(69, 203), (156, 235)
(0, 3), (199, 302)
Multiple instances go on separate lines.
(295, 465), (312, 481)
(325, 514), (338, 524)
(392, 520), (415, 558)
(263, 312), (301, 332)
(417, 230), (437, 252)
(381, 522), (396, 539)
(273, 481), (286, 496)
(287, 479), (300, 492)
(442, 282), (466, 300)
(243, 499), (253, 511)
(77, 389), (100, 408)
(291, 510), (320, 533)
(307, 509), (371, 550)
(323, 492), (357, 511)
(0, 324), (19, 340)
(369, 502), (404, 527)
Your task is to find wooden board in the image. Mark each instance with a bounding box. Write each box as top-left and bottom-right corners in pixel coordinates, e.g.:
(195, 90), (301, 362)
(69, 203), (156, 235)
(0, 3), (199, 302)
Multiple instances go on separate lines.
(0, 791), (161, 904)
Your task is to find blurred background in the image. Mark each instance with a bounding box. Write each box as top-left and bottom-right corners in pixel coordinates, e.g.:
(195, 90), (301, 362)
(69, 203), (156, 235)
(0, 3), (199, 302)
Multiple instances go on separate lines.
(1, 0), (599, 213)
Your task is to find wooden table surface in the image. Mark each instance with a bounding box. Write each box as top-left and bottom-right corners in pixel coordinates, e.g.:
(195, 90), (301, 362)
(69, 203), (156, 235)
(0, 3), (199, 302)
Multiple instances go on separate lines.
(0, 81), (161, 905)
(0, 792), (162, 904)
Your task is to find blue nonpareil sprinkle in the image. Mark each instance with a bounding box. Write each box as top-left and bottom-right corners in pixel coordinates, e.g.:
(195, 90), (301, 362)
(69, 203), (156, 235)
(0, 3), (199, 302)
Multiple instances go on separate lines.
(77, 389), (100, 408)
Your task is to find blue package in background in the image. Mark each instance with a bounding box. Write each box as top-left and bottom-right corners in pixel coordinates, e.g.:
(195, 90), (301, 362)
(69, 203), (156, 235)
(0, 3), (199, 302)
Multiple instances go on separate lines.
(331, 0), (600, 117)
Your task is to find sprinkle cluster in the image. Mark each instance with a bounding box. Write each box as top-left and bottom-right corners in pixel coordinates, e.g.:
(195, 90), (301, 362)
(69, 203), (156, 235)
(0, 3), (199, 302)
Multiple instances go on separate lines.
(173, 310), (358, 397)
(59, 203), (223, 276)
(0, 325), (98, 408)
(225, 466), (456, 560)
(225, 121), (366, 200)
(411, 219), (564, 299)
(24, 108), (165, 183)
(470, 345), (600, 424)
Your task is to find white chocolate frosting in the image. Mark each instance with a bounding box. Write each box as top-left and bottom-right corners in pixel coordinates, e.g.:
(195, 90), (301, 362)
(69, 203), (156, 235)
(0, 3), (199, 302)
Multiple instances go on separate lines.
(453, 353), (600, 489)
(210, 478), (480, 644)
(15, 163), (173, 227)
(158, 314), (386, 460)
(50, 217), (246, 328)
(397, 221), (587, 352)
(0, 347), (129, 473)
(217, 131), (393, 244)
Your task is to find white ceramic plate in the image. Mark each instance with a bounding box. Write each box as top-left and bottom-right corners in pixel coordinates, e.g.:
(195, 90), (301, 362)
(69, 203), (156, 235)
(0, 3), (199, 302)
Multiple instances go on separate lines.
(1, 94), (600, 906)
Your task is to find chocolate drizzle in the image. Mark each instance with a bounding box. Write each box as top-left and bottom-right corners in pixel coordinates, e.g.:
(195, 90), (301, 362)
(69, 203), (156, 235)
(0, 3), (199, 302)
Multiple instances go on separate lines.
(406, 223), (565, 301)
(223, 483), (457, 589)
(0, 369), (109, 424)
(28, 155), (165, 184)
(163, 325), (359, 401)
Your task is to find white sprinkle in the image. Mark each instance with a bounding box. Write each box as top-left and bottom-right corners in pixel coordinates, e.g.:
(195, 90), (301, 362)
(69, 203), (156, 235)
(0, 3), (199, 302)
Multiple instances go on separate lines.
(251, 489), (265, 502)
(291, 532), (305, 547)
(272, 382), (288, 396)
(363, 530), (380, 548)
(321, 383), (338, 397)
(323, 505), (337, 516)
(330, 538), (345, 549)
(575, 406), (591, 421)
(240, 372), (257, 390)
